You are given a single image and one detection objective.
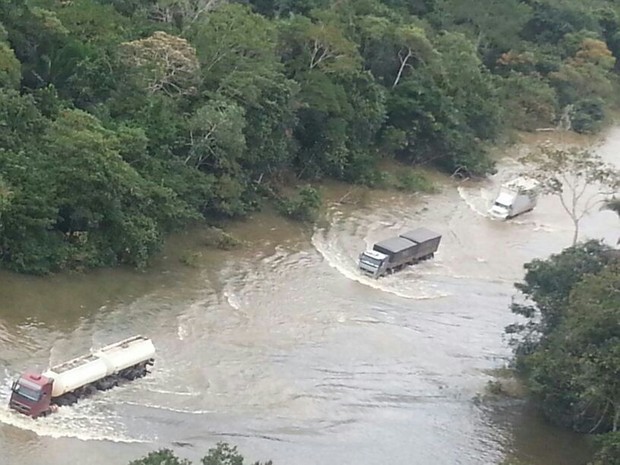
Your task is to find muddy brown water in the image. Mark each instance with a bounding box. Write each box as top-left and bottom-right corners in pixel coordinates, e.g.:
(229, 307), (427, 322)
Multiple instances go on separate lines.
(1, 128), (618, 465)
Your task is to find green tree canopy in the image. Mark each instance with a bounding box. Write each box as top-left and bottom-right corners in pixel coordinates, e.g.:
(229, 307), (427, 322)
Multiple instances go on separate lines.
(507, 241), (620, 434)
(1, 0), (620, 273)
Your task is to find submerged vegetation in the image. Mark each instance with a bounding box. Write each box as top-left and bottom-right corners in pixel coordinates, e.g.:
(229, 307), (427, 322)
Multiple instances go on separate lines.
(1, 0), (620, 273)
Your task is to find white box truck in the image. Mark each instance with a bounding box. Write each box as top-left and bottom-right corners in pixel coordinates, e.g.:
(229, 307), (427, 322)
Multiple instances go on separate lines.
(488, 177), (540, 220)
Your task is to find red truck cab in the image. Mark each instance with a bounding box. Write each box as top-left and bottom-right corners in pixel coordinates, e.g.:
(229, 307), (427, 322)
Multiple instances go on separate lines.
(9, 372), (54, 418)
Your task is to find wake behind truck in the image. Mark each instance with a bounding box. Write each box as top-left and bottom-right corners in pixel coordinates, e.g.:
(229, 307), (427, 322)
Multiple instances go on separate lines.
(359, 227), (442, 278)
(9, 335), (155, 418)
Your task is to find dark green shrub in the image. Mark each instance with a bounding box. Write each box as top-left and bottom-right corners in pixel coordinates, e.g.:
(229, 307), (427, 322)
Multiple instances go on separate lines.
(571, 98), (605, 133)
(278, 186), (322, 222)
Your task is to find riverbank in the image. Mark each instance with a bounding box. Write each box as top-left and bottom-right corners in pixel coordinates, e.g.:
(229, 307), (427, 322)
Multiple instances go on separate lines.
(176, 124), (610, 263)
(1, 123), (614, 326)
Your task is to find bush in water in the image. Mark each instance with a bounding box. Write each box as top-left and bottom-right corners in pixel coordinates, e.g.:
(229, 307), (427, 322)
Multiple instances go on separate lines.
(128, 443), (272, 465)
(278, 186), (322, 222)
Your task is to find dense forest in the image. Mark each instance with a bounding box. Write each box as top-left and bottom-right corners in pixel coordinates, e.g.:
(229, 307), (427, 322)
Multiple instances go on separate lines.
(1, 0), (620, 273)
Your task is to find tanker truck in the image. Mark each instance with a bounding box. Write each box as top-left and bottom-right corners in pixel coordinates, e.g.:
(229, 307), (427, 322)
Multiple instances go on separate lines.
(8, 335), (155, 418)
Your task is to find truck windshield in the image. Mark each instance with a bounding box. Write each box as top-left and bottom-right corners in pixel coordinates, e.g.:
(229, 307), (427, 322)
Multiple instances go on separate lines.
(14, 382), (41, 401)
(360, 255), (382, 267)
(494, 201), (509, 209)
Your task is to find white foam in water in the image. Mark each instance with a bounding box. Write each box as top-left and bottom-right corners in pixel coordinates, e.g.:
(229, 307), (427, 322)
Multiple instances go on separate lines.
(514, 219), (557, 233)
(311, 227), (451, 301)
(176, 296), (215, 340)
(177, 323), (188, 341)
(457, 186), (492, 218)
(224, 290), (242, 310)
(0, 398), (147, 443)
(142, 387), (201, 397)
(532, 224), (557, 233)
(0, 369), (148, 443)
(118, 400), (211, 415)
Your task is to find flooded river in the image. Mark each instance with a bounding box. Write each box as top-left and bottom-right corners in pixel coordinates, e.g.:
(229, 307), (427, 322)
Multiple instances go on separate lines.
(1, 129), (618, 465)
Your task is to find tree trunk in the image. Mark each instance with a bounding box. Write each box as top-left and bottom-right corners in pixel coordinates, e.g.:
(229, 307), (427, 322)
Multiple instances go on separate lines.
(475, 29), (485, 50)
(572, 218), (579, 245)
(393, 48), (412, 89)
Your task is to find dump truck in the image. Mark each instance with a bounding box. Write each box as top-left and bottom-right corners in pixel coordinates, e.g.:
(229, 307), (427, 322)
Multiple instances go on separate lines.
(8, 335), (155, 418)
(488, 177), (540, 220)
(358, 227), (441, 278)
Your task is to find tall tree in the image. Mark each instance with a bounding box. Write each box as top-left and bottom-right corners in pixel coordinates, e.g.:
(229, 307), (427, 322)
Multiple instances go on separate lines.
(507, 240), (620, 437)
(121, 31), (200, 96)
(432, 0), (531, 53)
(191, 3), (283, 99)
(0, 24), (21, 89)
(550, 37), (616, 110)
(279, 12), (361, 75)
(518, 264), (620, 433)
(507, 240), (614, 353)
(523, 145), (620, 245)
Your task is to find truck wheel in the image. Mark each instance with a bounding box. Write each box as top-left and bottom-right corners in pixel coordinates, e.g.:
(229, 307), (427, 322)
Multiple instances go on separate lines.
(81, 385), (96, 397)
(63, 394), (77, 405)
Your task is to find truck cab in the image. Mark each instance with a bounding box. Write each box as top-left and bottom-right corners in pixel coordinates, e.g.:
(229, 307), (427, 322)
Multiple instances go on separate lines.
(9, 372), (54, 418)
(488, 192), (515, 219)
(358, 250), (389, 277)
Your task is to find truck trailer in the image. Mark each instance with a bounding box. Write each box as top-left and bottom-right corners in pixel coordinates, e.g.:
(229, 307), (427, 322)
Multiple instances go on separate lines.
(358, 227), (441, 278)
(488, 177), (540, 220)
(9, 335), (155, 418)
